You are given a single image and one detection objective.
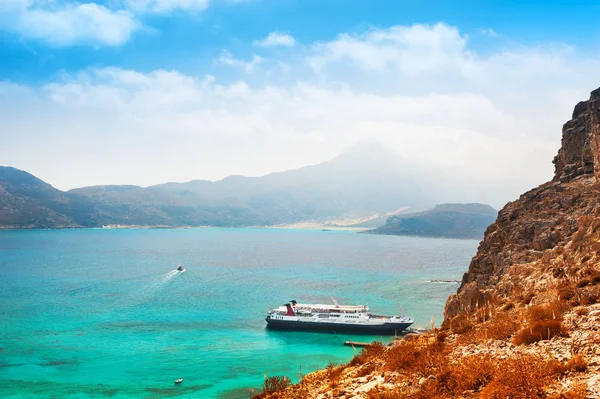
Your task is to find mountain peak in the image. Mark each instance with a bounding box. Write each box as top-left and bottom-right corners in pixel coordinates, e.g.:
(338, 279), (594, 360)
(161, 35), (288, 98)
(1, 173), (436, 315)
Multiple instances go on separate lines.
(340, 138), (395, 157)
(333, 139), (401, 168)
(0, 166), (49, 187)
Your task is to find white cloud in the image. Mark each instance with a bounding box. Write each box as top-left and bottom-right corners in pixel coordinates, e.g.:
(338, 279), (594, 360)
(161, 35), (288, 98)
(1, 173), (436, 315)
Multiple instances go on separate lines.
(0, 1), (139, 46)
(308, 23), (472, 76)
(218, 50), (263, 73)
(126, 0), (209, 13)
(478, 27), (499, 37)
(2, 23), (600, 208)
(253, 31), (295, 47)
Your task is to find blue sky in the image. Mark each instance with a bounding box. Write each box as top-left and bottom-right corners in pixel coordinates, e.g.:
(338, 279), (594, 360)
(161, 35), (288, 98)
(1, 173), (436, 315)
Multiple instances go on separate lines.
(3, 0), (600, 83)
(1, 0), (600, 207)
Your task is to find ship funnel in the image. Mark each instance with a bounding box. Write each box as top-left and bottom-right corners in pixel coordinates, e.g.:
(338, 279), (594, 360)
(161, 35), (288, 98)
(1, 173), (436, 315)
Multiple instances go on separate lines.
(285, 303), (296, 316)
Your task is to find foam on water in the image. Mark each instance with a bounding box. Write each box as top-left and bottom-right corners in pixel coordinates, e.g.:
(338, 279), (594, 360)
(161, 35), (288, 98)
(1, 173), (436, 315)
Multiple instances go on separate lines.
(162, 269), (180, 282)
(112, 269), (184, 308)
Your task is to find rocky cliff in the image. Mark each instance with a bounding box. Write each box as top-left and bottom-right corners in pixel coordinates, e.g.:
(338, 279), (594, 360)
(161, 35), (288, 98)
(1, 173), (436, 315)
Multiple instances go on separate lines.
(444, 87), (600, 321)
(253, 88), (600, 399)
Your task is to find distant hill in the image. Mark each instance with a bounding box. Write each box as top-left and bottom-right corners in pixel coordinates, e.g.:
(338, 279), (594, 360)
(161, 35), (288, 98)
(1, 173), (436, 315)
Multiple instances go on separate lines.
(0, 141), (433, 229)
(367, 203), (497, 239)
(0, 167), (96, 229)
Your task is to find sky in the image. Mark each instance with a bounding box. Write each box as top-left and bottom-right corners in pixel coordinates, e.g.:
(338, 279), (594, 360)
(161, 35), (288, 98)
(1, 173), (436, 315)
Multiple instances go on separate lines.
(1, 0), (600, 208)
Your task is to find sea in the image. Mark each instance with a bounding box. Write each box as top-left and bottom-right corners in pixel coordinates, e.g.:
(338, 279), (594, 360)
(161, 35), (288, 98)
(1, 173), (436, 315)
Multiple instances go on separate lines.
(0, 228), (478, 399)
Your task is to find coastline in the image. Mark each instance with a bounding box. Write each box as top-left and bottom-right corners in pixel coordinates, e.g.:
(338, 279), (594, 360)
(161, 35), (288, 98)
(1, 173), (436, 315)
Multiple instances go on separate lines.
(0, 224), (370, 232)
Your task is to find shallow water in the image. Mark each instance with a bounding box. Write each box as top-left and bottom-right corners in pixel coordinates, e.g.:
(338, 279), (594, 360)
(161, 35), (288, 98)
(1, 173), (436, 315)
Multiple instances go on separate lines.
(0, 228), (478, 398)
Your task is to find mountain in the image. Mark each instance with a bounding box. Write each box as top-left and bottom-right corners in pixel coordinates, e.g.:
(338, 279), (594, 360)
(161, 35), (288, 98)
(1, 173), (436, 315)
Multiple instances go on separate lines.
(252, 91), (600, 399)
(367, 203), (497, 239)
(0, 140), (432, 228)
(0, 167), (96, 229)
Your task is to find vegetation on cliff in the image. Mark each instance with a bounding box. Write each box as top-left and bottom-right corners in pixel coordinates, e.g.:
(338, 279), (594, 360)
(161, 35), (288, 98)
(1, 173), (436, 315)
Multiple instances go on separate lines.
(251, 88), (600, 399)
(368, 203), (497, 239)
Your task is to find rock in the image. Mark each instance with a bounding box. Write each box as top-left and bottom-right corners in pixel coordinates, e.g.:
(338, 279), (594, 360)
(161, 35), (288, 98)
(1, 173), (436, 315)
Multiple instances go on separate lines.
(444, 87), (600, 322)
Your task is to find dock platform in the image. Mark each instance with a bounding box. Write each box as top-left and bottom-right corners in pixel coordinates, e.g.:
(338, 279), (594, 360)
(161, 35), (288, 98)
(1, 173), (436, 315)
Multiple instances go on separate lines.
(344, 340), (374, 348)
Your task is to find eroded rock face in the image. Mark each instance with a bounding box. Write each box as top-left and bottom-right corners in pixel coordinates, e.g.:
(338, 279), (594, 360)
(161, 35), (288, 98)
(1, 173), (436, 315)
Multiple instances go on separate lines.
(553, 87), (600, 183)
(444, 88), (600, 322)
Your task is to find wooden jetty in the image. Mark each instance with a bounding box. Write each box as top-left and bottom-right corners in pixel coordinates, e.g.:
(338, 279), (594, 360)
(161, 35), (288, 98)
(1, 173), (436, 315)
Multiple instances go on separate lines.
(344, 340), (373, 348)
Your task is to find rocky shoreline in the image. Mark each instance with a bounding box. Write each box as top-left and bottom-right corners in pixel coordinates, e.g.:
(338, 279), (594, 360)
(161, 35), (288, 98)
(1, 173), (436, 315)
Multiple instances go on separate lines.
(253, 304), (600, 399)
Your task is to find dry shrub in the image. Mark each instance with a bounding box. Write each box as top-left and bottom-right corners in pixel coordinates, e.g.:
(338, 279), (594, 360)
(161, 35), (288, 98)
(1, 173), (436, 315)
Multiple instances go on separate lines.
(513, 320), (566, 345)
(548, 381), (588, 399)
(449, 313), (474, 334)
(553, 266), (566, 278)
(412, 379), (446, 399)
(521, 291), (535, 305)
(385, 338), (422, 371)
(262, 376), (290, 395)
(484, 312), (519, 340)
(559, 286), (577, 301)
(385, 338), (447, 376)
(349, 342), (386, 366)
(575, 307), (589, 316)
(324, 363), (345, 388)
(480, 355), (553, 399)
(436, 331), (448, 342)
(365, 387), (403, 399)
(416, 341), (448, 374)
(500, 301), (515, 312)
(526, 301), (568, 323)
(577, 279), (590, 288)
(354, 362), (377, 378)
(581, 292), (599, 305)
(280, 384), (311, 399)
(457, 312), (519, 345)
(438, 354), (496, 394)
(564, 355), (588, 372)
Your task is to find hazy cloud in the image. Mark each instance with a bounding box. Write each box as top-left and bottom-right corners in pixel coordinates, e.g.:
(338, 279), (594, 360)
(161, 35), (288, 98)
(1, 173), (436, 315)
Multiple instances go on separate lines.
(253, 31), (296, 47)
(478, 27), (499, 37)
(218, 50), (264, 73)
(126, 0), (209, 13)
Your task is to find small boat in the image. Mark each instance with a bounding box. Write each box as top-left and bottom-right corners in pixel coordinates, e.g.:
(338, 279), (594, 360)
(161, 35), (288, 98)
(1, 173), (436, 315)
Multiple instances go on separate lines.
(177, 265), (185, 272)
(174, 378), (183, 384)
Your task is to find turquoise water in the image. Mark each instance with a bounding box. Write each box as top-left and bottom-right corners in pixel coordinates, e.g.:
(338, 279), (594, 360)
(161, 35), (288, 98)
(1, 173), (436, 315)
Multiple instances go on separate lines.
(0, 228), (477, 398)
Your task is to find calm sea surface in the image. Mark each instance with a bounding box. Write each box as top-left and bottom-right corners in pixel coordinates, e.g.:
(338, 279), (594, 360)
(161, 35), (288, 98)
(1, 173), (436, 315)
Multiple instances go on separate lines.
(0, 228), (478, 398)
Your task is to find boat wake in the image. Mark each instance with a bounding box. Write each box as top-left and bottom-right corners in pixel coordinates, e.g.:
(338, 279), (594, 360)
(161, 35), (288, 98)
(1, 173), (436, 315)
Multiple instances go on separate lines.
(112, 269), (186, 308)
(162, 270), (180, 282)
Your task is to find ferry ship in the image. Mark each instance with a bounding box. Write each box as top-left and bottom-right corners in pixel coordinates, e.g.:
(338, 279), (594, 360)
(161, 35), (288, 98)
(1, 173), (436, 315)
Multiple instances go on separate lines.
(265, 298), (414, 335)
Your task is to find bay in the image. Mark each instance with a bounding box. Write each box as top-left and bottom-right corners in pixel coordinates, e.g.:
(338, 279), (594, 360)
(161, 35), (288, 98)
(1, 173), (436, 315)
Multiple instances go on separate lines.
(0, 228), (477, 398)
